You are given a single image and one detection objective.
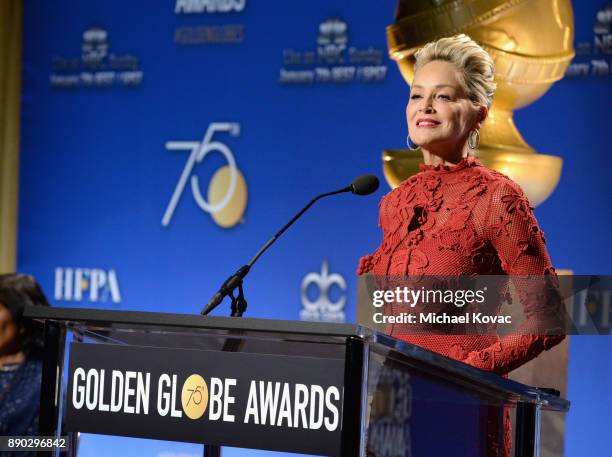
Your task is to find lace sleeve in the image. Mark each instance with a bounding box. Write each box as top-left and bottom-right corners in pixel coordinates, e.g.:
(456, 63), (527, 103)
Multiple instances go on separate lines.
(452, 180), (566, 375)
(357, 196), (387, 275)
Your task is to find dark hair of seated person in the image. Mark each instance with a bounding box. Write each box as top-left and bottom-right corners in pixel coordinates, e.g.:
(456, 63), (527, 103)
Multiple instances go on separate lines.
(0, 273), (50, 360)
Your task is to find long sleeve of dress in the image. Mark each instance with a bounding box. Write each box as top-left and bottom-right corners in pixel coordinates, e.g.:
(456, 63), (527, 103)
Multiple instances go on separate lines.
(452, 180), (566, 375)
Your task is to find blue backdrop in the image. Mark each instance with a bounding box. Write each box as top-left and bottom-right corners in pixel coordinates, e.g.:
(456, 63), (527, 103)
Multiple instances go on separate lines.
(18, 1), (611, 455)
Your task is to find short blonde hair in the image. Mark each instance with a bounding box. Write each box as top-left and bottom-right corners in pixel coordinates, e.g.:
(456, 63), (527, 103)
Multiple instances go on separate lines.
(414, 34), (496, 109)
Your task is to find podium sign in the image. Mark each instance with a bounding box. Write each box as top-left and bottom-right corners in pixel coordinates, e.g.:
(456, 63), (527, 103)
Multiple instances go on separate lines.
(67, 344), (344, 456)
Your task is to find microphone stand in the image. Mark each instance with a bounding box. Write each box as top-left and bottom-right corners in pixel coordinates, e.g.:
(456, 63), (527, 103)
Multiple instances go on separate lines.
(199, 181), (374, 457)
(201, 186), (352, 317)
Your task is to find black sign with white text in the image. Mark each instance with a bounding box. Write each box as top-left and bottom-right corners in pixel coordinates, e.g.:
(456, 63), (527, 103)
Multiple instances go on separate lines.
(66, 343), (345, 456)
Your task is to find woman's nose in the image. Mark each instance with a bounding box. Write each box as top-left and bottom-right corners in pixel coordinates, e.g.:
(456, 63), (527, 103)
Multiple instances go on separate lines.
(419, 94), (435, 113)
(419, 100), (434, 113)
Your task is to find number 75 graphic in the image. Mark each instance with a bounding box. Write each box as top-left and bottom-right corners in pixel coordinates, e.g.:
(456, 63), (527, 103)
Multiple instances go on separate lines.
(162, 123), (246, 228)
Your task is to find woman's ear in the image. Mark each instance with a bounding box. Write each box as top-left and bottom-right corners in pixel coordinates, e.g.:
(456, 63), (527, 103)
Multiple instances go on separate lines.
(475, 106), (488, 129)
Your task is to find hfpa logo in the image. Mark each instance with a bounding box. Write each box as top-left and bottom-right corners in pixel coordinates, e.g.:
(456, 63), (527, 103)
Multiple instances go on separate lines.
(300, 260), (346, 323)
(54, 267), (121, 303)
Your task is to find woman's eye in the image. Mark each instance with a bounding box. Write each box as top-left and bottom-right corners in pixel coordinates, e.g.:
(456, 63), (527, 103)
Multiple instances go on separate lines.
(410, 94), (421, 100)
(438, 94), (451, 100)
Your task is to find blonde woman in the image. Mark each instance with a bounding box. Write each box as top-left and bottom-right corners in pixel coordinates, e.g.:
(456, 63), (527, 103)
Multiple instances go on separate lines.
(358, 34), (564, 456)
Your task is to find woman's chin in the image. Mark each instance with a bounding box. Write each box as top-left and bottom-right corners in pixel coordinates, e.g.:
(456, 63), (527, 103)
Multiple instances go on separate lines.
(415, 138), (445, 150)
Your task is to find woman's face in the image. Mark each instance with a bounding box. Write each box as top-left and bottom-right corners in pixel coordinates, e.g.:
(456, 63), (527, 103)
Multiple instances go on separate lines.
(0, 303), (21, 354)
(407, 60), (482, 153)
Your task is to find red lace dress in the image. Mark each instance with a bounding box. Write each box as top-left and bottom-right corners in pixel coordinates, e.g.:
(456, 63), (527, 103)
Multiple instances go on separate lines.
(357, 155), (564, 456)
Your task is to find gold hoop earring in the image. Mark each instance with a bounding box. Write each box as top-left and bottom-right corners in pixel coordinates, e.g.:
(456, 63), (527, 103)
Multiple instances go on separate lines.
(468, 129), (480, 150)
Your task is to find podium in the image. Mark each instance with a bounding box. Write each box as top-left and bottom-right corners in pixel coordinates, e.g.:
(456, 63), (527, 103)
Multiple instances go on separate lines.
(25, 307), (569, 457)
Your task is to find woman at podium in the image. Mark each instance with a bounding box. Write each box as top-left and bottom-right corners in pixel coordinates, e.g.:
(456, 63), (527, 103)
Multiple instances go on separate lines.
(357, 34), (565, 455)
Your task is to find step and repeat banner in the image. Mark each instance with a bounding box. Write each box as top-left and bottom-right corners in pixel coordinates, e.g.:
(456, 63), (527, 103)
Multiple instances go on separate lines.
(18, 1), (610, 456)
(19, 0), (403, 326)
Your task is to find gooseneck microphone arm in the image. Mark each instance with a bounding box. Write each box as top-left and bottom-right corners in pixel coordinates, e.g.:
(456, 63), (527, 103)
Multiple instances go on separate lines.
(200, 175), (379, 317)
(247, 187), (349, 268)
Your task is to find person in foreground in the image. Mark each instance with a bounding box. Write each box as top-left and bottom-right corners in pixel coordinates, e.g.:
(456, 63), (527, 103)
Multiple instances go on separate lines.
(0, 274), (50, 455)
(357, 34), (565, 455)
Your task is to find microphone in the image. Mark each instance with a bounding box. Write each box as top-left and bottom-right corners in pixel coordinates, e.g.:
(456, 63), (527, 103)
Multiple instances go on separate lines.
(351, 175), (379, 195)
(200, 174), (380, 316)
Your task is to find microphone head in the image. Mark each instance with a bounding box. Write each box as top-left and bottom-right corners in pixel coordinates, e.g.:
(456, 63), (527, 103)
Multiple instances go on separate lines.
(351, 175), (380, 196)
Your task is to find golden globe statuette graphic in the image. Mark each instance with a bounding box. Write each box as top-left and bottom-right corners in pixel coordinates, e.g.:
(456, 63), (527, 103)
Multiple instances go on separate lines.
(181, 374), (209, 420)
(384, 0), (575, 206)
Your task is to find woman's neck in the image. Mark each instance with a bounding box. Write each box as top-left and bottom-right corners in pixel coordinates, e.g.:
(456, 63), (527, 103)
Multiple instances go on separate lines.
(421, 142), (470, 166)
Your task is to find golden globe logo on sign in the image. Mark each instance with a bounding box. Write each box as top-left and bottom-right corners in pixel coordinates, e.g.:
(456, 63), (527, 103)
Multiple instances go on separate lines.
(70, 368), (341, 430)
(182, 374), (209, 420)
